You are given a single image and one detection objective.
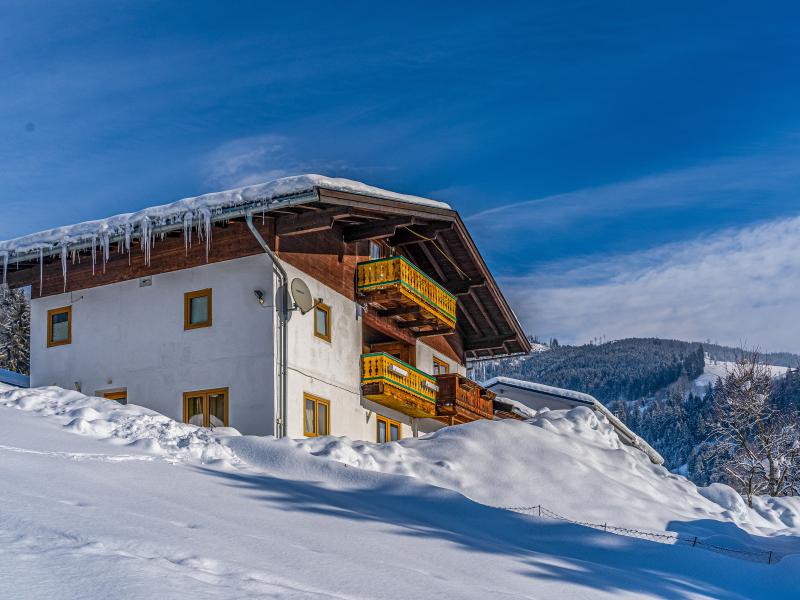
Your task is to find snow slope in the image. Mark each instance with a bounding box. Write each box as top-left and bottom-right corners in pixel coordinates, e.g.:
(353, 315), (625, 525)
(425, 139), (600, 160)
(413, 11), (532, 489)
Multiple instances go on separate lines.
(692, 358), (789, 392)
(1, 386), (798, 599)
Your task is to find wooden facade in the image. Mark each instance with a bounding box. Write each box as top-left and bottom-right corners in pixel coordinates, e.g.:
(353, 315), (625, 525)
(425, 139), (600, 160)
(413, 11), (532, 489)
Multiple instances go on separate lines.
(435, 373), (496, 424)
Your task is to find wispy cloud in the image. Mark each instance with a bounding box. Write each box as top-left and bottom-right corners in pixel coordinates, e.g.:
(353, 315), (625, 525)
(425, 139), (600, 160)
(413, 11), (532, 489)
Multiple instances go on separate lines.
(501, 215), (800, 352)
(204, 133), (389, 188)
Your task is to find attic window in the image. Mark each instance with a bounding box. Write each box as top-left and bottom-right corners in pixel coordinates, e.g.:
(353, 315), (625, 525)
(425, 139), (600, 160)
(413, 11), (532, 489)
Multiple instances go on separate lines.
(184, 289), (212, 330)
(314, 302), (331, 342)
(47, 306), (72, 348)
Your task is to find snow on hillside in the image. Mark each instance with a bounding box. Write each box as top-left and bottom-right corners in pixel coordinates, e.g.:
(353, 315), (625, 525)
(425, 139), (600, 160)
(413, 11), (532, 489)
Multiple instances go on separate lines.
(1, 386), (799, 599)
(692, 357), (789, 392)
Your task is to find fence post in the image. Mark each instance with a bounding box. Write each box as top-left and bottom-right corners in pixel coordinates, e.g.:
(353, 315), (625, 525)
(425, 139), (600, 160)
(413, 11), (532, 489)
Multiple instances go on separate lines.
(768, 551), (772, 564)
(538, 505), (541, 517)
(692, 537), (698, 547)
(604, 523), (607, 531)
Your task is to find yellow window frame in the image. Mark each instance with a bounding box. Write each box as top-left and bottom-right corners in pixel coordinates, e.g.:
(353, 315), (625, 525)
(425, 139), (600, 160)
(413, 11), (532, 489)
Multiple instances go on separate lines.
(376, 415), (402, 443)
(184, 288), (213, 330)
(303, 393), (330, 437)
(47, 306), (72, 348)
(183, 387), (229, 428)
(313, 302), (332, 342)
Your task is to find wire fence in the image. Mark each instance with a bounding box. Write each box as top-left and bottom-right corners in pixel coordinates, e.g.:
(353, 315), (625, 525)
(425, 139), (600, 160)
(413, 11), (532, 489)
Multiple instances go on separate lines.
(498, 504), (779, 564)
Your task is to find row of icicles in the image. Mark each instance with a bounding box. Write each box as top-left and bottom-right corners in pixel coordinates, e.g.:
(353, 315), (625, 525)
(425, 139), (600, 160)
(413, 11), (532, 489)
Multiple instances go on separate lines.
(0, 207), (222, 294)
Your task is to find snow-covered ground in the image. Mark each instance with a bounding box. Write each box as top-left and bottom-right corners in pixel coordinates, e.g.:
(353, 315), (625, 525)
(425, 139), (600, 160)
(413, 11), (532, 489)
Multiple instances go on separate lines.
(692, 358), (789, 393)
(1, 386), (798, 599)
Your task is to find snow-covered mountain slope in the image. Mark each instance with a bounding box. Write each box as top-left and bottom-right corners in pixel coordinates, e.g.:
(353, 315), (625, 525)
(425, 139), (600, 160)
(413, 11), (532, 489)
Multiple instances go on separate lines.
(692, 358), (789, 393)
(1, 386), (799, 599)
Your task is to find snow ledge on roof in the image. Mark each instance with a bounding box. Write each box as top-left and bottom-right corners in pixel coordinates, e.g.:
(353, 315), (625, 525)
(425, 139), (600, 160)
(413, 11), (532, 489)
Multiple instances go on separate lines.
(0, 174), (451, 258)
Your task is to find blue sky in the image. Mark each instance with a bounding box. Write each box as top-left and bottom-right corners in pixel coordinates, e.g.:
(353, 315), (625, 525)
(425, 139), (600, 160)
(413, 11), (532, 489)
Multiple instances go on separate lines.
(3, 1), (800, 350)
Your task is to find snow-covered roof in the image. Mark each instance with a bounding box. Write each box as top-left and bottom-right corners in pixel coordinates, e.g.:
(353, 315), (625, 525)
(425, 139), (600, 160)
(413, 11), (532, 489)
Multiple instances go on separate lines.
(482, 376), (596, 406)
(0, 174), (451, 264)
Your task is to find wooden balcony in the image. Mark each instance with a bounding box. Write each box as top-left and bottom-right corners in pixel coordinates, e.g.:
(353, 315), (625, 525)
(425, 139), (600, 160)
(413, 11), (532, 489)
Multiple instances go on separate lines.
(361, 352), (439, 418)
(356, 257), (457, 336)
(436, 373), (496, 424)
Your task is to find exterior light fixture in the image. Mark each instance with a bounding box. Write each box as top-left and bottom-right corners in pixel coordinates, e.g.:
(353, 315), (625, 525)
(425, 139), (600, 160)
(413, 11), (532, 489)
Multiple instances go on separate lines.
(254, 290), (265, 305)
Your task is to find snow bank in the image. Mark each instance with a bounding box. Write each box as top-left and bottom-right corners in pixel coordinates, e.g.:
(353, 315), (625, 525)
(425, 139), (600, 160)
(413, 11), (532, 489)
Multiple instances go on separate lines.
(0, 386), (241, 465)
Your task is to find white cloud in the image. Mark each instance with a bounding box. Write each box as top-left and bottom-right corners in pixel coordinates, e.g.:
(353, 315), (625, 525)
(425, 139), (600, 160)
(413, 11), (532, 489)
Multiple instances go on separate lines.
(501, 215), (800, 352)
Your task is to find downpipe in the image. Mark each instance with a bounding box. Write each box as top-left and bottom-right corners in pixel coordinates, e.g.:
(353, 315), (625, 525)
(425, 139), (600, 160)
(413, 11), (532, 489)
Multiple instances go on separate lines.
(246, 211), (289, 439)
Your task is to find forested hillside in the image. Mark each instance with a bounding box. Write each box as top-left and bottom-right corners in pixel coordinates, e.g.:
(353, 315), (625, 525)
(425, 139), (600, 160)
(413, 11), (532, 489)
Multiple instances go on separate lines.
(477, 338), (707, 404)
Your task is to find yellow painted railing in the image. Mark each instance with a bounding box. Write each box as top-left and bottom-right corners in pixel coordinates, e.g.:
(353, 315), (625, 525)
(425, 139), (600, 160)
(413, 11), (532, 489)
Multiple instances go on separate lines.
(361, 352), (438, 405)
(356, 257), (457, 329)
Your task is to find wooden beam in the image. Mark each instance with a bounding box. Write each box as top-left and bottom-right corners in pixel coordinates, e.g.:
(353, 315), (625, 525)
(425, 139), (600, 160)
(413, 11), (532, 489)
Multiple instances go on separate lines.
(387, 223), (452, 246)
(275, 207), (351, 236)
(342, 217), (417, 243)
(444, 278), (486, 295)
(377, 305), (422, 318)
(397, 318), (437, 329)
(414, 326), (456, 338)
(463, 333), (516, 350)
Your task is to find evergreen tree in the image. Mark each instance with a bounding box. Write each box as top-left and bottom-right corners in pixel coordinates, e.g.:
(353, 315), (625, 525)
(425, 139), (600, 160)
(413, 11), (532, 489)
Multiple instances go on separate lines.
(0, 286), (31, 375)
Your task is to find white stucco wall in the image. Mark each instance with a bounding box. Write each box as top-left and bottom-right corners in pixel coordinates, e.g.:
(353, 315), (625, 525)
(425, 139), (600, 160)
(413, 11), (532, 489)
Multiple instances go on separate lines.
(30, 254), (276, 435)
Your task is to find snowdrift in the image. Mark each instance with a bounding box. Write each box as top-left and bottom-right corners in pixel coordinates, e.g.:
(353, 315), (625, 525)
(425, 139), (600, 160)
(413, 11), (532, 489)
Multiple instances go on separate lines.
(2, 385), (799, 599)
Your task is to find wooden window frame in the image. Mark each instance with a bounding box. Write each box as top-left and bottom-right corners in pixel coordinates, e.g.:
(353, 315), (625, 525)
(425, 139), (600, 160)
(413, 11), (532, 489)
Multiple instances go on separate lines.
(433, 356), (449, 376)
(303, 393), (330, 437)
(103, 390), (127, 404)
(184, 288), (213, 330)
(313, 302), (332, 343)
(376, 415), (402, 443)
(47, 306), (72, 348)
(183, 387), (229, 428)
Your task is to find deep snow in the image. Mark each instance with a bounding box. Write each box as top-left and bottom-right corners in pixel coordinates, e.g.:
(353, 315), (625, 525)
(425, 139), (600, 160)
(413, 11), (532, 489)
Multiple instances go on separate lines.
(1, 386), (798, 599)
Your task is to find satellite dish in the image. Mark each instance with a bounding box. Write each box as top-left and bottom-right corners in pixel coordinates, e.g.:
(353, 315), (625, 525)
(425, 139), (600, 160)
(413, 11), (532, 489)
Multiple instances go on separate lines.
(290, 278), (314, 314)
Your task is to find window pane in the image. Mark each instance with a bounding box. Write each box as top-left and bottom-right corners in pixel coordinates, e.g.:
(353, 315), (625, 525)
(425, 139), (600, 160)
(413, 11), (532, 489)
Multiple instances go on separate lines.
(305, 399), (316, 434)
(390, 423), (400, 442)
(186, 396), (204, 426)
(377, 420), (387, 443)
(317, 402), (328, 436)
(208, 393), (226, 427)
(370, 241), (382, 260)
(314, 307), (328, 337)
(51, 312), (69, 342)
(189, 295), (209, 325)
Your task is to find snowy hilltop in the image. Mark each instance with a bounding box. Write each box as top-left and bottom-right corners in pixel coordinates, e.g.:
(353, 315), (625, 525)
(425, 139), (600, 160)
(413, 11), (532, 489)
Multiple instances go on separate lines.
(1, 385), (799, 599)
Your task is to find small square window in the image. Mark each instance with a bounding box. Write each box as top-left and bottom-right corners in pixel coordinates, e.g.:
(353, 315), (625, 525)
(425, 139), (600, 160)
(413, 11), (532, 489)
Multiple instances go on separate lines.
(184, 289), (212, 330)
(314, 303), (331, 342)
(103, 390), (127, 405)
(47, 306), (72, 347)
(369, 241), (384, 260)
(303, 393), (330, 437)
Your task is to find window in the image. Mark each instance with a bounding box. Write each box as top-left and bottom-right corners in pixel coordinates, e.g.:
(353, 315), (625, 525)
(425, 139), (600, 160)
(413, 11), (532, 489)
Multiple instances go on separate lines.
(103, 390), (127, 405)
(183, 388), (228, 428)
(369, 241), (384, 260)
(314, 302), (331, 342)
(377, 415), (401, 443)
(47, 306), (72, 347)
(303, 393), (330, 437)
(433, 357), (449, 376)
(184, 289), (212, 330)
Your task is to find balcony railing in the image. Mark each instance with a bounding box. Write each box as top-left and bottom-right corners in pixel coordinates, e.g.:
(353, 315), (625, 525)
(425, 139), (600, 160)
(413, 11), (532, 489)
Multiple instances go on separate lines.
(357, 257), (457, 334)
(436, 373), (496, 424)
(361, 352), (438, 418)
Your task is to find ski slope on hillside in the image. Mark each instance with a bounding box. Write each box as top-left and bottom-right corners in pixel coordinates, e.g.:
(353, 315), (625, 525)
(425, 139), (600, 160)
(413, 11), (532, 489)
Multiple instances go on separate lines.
(692, 358), (789, 393)
(1, 386), (798, 599)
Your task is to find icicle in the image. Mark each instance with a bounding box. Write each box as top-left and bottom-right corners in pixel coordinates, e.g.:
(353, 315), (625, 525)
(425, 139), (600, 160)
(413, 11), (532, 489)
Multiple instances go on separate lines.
(61, 245), (68, 292)
(101, 232), (110, 273)
(183, 212), (193, 254)
(1, 251), (7, 287)
(91, 235), (97, 276)
(38, 248), (43, 296)
(199, 208), (212, 262)
(124, 223), (132, 265)
(140, 217), (151, 266)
